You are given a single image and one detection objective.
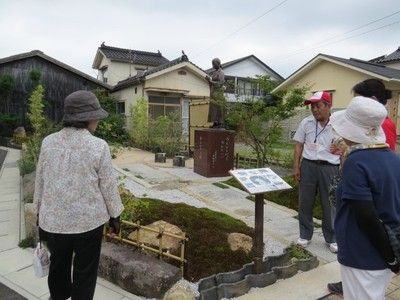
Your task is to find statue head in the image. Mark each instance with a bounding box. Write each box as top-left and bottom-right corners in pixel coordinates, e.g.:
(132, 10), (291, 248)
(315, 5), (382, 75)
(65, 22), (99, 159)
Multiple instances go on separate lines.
(212, 58), (221, 70)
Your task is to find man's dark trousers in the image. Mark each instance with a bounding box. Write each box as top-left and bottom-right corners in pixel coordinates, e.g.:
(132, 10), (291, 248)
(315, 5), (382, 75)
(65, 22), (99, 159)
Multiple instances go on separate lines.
(299, 159), (339, 243)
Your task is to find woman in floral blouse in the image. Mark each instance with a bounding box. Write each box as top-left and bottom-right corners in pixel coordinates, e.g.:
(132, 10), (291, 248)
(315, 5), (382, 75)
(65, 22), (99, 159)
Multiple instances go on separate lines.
(34, 90), (124, 300)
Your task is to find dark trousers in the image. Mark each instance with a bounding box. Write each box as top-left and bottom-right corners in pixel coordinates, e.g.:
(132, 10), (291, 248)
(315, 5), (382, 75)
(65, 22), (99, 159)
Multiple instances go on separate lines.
(298, 159), (339, 243)
(44, 225), (104, 300)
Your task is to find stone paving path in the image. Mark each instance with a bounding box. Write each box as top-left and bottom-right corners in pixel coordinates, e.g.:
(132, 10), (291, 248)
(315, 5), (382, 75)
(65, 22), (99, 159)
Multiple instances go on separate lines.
(114, 148), (338, 262)
(114, 148), (400, 299)
(1, 146), (400, 299)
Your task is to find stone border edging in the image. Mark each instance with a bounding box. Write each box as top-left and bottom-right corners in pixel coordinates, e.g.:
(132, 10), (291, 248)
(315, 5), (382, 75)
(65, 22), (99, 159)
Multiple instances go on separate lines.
(197, 248), (319, 299)
(0, 148), (8, 177)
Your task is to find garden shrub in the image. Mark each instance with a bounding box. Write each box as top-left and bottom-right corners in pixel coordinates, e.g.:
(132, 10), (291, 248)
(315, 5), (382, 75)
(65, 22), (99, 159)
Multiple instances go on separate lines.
(0, 113), (19, 136)
(148, 113), (183, 157)
(93, 89), (129, 144)
(129, 97), (149, 149)
(18, 236), (35, 248)
(288, 243), (312, 259)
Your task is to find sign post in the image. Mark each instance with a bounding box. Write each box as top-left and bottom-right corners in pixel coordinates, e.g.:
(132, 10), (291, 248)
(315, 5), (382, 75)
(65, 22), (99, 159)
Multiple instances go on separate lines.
(230, 168), (291, 274)
(254, 193), (264, 273)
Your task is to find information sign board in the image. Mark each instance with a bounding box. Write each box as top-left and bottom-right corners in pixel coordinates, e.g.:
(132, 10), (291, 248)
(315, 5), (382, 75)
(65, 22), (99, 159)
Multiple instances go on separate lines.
(229, 168), (291, 194)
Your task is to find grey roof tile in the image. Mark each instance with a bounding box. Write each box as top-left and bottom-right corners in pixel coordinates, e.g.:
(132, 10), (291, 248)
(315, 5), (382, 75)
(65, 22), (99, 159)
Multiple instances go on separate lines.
(369, 47), (400, 64)
(113, 54), (206, 91)
(206, 54), (284, 81)
(99, 44), (169, 66)
(322, 54), (400, 80)
(0, 50), (111, 89)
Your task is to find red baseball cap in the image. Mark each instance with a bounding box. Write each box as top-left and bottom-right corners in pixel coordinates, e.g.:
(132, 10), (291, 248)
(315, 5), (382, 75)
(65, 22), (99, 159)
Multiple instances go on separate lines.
(304, 91), (332, 107)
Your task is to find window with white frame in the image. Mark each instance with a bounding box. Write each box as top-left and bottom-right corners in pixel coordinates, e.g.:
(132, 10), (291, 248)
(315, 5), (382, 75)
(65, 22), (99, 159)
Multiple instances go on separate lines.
(148, 94), (181, 119)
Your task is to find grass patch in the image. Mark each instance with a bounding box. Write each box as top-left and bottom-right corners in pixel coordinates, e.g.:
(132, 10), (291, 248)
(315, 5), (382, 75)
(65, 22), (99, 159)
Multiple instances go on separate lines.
(270, 141), (295, 150)
(223, 177), (243, 190)
(119, 188), (254, 281)
(246, 195), (254, 202)
(223, 175), (323, 220)
(288, 243), (313, 259)
(212, 182), (229, 189)
(18, 236), (35, 248)
(18, 157), (36, 176)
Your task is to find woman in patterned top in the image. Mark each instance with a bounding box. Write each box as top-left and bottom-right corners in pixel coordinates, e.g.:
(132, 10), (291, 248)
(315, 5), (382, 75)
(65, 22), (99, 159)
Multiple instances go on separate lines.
(34, 90), (124, 300)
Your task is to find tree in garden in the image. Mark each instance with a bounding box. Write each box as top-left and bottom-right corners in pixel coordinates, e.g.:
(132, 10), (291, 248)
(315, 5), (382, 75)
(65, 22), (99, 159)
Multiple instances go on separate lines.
(226, 75), (308, 167)
(148, 112), (183, 156)
(0, 74), (15, 114)
(129, 98), (183, 155)
(28, 84), (46, 140)
(24, 84), (47, 168)
(129, 97), (149, 149)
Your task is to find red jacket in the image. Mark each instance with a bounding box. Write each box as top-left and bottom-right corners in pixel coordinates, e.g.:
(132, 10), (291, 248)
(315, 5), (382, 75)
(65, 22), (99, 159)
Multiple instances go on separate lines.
(382, 117), (397, 151)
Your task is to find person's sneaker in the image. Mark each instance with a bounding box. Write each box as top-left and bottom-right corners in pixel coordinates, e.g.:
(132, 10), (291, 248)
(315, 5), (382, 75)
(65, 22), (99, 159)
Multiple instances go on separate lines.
(296, 238), (310, 247)
(328, 242), (338, 253)
(327, 281), (343, 295)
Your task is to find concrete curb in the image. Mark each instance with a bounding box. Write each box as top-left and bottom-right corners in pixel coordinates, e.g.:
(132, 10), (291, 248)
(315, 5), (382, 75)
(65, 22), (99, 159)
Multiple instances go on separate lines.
(198, 248), (319, 299)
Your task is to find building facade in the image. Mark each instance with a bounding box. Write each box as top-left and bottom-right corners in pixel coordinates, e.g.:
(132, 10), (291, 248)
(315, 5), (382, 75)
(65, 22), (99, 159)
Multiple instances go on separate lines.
(0, 50), (110, 125)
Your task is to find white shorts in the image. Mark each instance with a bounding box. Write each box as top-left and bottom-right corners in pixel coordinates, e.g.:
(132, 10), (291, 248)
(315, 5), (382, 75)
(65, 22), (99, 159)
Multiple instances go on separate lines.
(340, 264), (393, 300)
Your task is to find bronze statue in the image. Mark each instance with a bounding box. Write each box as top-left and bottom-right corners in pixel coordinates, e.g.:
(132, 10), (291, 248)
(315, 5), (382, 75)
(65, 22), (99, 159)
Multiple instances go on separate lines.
(206, 58), (226, 128)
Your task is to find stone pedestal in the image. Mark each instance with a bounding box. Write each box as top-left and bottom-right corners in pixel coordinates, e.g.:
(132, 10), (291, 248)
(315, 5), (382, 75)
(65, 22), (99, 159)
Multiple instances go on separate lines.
(173, 155), (185, 167)
(193, 129), (235, 177)
(155, 153), (166, 163)
(99, 242), (181, 298)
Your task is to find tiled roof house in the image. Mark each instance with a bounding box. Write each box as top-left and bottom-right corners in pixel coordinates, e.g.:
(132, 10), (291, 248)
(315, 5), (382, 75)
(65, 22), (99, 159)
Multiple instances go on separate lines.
(273, 52), (400, 140)
(369, 46), (400, 70)
(206, 54), (283, 102)
(92, 43), (170, 86)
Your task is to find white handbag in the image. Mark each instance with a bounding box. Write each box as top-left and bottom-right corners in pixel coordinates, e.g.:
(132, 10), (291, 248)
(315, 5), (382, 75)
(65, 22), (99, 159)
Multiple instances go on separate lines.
(33, 242), (50, 278)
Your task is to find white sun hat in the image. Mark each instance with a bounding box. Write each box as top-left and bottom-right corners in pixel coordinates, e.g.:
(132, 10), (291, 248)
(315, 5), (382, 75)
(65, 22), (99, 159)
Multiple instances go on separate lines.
(330, 96), (387, 145)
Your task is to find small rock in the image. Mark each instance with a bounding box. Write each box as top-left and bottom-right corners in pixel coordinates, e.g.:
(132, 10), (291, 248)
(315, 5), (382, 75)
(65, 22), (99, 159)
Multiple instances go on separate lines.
(227, 232), (253, 254)
(99, 242), (181, 298)
(13, 127), (26, 143)
(24, 203), (39, 243)
(163, 279), (198, 300)
(128, 220), (184, 252)
(23, 171), (36, 203)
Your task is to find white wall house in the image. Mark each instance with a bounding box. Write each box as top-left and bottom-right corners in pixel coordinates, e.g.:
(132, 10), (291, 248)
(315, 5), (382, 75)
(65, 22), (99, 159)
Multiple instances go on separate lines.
(92, 42), (169, 86)
(92, 44), (210, 149)
(206, 55), (284, 102)
(111, 55), (209, 120)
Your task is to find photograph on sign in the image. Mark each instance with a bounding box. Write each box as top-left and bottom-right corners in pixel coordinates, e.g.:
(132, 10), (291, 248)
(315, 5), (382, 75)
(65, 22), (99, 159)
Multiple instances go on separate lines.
(229, 168), (292, 194)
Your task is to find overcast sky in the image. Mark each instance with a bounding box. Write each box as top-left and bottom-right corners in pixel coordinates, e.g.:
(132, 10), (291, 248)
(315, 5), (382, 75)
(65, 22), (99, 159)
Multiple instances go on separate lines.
(1, 0), (399, 79)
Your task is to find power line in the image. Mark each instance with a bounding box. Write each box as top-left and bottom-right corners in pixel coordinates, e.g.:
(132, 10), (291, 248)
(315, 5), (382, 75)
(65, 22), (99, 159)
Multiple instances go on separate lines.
(273, 10), (400, 62)
(276, 20), (400, 64)
(322, 20), (400, 48)
(315, 10), (400, 46)
(192, 0), (290, 58)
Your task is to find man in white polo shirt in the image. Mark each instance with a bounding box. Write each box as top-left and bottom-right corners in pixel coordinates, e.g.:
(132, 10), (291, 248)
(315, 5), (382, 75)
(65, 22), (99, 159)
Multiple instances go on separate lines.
(292, 91), (340, 253)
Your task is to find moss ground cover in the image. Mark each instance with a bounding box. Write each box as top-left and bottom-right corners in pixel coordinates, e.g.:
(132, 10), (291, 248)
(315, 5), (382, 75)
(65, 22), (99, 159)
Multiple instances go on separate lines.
(119, 188), (255, 281)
